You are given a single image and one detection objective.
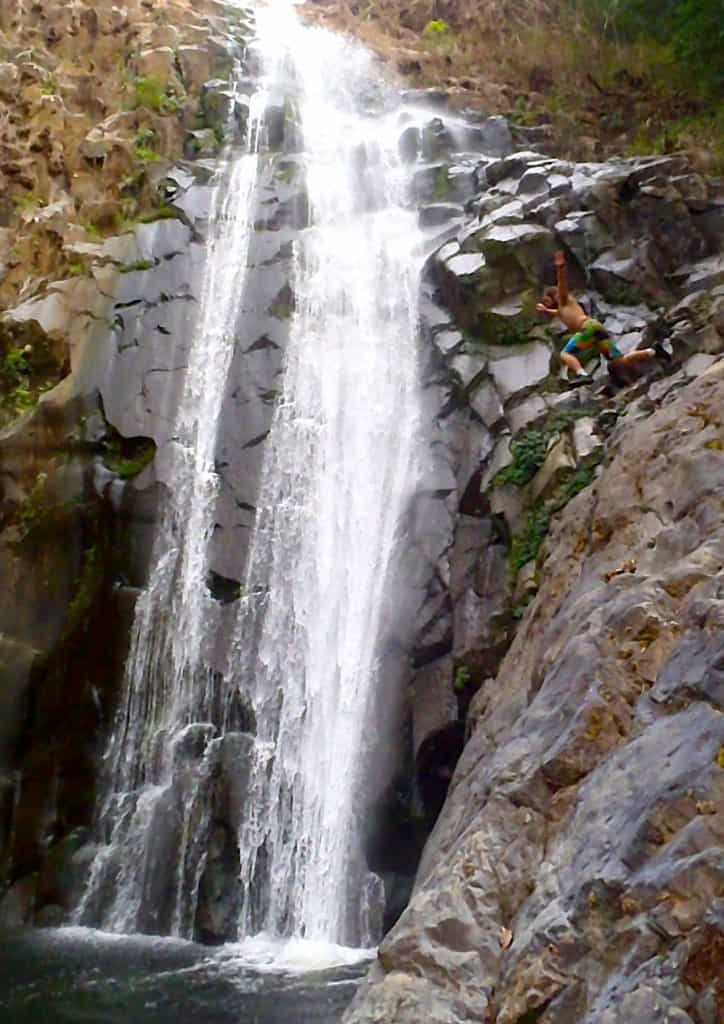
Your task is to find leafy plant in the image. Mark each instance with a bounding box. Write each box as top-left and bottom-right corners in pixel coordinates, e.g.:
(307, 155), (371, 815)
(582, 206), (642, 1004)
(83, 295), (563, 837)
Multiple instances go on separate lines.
(423, 19), (450, 38)
(454, 666), (471, 693)
(41, 75), (58, 96)
(134, 76), (182, 115)
(510, 504), (551, 575)
(495, 431), (549, 488)
(508, 457), (603, 576)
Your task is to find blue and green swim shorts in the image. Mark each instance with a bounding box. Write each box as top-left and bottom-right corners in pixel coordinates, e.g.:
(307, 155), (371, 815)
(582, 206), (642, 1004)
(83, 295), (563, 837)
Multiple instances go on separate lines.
(562, 318), (622, 360)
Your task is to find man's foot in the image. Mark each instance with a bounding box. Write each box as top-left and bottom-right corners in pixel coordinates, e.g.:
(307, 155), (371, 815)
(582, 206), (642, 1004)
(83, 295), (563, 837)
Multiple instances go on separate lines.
(653, 341), (673, 363)
(568, 371), (592, 387)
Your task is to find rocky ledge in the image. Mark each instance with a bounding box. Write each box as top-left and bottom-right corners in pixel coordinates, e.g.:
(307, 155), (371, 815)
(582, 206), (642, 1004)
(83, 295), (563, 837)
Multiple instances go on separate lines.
(347, 122), (724, 1024)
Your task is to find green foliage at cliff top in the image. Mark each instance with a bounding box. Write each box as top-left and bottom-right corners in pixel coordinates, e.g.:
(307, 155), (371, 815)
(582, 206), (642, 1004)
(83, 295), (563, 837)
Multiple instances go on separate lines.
(581, 0), (723, 95)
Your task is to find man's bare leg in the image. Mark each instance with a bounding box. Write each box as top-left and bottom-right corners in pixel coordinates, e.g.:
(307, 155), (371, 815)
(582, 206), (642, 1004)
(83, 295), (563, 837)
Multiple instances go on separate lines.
(617, 348), (656, 369)
(561, 351), (586, 375)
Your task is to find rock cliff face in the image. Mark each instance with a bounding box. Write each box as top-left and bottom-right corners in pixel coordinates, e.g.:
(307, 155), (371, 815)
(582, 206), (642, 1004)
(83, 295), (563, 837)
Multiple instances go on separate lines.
(346, 132), (724, 1024)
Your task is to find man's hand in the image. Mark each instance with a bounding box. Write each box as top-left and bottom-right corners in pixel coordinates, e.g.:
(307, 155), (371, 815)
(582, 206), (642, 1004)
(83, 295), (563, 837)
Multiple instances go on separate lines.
(536, 302), (557, 316)
(554, 251), (569, 302)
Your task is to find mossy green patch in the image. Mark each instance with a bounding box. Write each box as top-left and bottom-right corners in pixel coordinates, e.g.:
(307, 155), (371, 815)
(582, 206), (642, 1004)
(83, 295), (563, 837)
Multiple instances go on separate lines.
(66, 544), (105, 633)
(137, 204), (180, 224)
(119, 259), (156, 274)
(453, 665), (471, 693)
(102, 432), (156, 479)
(495, 430), (549, 488)
(133, 76), (183, 116)
(433, 166), (450, 200)
(508, 458), (602, 577)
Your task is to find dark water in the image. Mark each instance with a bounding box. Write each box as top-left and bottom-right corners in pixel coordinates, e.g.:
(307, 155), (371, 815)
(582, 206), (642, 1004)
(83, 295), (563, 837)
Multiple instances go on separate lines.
(0, 929), (368, 1024)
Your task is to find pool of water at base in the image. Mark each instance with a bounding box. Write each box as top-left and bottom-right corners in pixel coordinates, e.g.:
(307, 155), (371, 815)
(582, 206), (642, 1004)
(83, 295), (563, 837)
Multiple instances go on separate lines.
(0, 928), (371, 1024)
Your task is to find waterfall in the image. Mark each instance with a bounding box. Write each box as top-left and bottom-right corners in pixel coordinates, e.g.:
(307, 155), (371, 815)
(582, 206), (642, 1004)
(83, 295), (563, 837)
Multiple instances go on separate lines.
(77, 0), (426, 952)
(229, 1), (424, 949)
(75, 40), (276, 936)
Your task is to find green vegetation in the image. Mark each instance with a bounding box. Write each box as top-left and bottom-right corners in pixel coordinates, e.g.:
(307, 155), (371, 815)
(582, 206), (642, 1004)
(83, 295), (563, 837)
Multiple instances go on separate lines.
(454, 665), (472, 693)
(423, 19), (451, 40)
(133, 76), (182, 115)
(509, 459), (602, 575)
(345, 0), (724, 173)
(582, 0), (723, 95)
(0, 330), (60, 426)
(495, 430), (549, 487)
(66, 544), (104, 633)
(119, 259), (156, 274)
(102, 432), (156, 479)
(510, 504), (551, 575)
(40, 75), (58, 96)
(133, 129), (162, 164)
(14, 473), (74, 545)
(137, 204), (179, 224)
(16, 192), (46, 215)
(433, 166), (450, 200)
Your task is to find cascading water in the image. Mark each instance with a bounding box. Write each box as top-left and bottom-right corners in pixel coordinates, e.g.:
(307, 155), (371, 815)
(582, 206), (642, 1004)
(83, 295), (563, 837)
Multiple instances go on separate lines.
(76, 40), (277, 936)
(77, 0), (428, 954)
(228, 2), (425, 950)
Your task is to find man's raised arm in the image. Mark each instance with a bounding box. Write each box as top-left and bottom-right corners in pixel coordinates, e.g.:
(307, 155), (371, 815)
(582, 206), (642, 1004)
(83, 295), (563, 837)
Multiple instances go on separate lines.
(554, 251), (569, 304)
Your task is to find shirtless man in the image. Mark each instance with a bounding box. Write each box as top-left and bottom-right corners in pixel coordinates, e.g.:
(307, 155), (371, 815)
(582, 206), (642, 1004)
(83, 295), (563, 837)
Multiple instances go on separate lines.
(537, 252), (669, 384)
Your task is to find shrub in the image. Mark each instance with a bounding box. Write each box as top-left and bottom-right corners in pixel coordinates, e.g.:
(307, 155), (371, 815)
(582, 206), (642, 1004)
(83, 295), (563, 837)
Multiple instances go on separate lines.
(423, 19), (450, 38)
(495, 431), (550, 488)
(510, 504), (551, 574)
(134, 77), (181, 115)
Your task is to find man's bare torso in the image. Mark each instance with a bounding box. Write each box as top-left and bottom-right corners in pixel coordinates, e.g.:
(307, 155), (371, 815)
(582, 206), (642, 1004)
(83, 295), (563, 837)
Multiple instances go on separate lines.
(557, 296), (588, 332)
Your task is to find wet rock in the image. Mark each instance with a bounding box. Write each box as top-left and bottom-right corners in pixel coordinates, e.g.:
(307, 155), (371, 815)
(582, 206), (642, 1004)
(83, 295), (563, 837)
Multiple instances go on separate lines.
(201, 79), (236, 132)
(419, 203), (464, 228)
(671, 253), (724, 296)
(0, 637), (40, 773)
(0, 874), (36, 928)
(469, 378), (505, 428)
(474, 116), (513, 158)
(421, 118), (455, 160)
(398, 124), (420, 163)
(411, 656), (456, 757)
